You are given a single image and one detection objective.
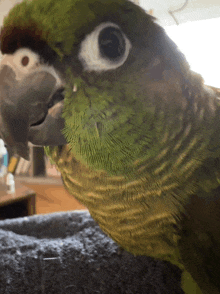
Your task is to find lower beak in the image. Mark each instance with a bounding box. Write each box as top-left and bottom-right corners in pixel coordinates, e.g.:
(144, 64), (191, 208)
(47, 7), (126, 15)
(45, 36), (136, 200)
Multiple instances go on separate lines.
(0, 64), (67, 160)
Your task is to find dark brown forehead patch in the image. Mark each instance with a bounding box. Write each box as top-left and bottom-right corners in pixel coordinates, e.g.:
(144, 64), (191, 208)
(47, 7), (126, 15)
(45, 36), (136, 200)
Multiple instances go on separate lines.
(0, 24), (57, 64)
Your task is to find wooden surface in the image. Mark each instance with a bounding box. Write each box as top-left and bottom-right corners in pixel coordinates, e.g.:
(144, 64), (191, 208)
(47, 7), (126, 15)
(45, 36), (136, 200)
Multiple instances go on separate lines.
(20, 177), (86, 215)
(0, 180), (36, 219)
(0, 180), (35, 206)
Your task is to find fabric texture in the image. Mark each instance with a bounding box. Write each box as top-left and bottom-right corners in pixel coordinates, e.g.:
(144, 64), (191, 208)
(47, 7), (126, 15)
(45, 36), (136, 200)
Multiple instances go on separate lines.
(0, 211), (183, 294)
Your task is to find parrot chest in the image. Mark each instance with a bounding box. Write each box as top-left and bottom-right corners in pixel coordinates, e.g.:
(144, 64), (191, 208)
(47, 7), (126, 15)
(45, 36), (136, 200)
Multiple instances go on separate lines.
(49, 145), (188, 260)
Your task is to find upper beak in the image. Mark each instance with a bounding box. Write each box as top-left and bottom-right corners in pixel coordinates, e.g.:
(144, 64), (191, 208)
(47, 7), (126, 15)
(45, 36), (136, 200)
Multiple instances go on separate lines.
(0, 59), (67, 160)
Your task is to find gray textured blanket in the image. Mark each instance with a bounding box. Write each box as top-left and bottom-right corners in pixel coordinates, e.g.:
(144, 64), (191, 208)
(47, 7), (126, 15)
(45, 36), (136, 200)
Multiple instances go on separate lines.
(0, 211), (183, 294)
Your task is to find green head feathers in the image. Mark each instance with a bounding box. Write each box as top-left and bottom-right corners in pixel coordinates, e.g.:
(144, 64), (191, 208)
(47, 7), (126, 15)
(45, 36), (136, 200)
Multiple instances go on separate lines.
(1, 0), (149, 57)
(61, 70), (164, 176)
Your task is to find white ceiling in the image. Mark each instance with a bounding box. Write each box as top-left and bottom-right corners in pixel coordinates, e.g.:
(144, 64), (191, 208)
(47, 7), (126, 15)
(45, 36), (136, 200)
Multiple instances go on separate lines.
(0, 0), (22, 29)
(139, 0), (220, 26)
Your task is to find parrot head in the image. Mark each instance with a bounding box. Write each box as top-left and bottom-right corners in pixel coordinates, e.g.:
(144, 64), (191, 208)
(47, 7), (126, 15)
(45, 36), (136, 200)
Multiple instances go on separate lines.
(0, 0), (218, 177)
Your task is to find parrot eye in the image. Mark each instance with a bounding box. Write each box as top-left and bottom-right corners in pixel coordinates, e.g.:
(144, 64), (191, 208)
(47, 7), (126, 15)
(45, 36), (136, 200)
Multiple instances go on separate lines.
(98, 27), (125, 60)
(12, 48), (40, 72)
(78, 22), (131, 72)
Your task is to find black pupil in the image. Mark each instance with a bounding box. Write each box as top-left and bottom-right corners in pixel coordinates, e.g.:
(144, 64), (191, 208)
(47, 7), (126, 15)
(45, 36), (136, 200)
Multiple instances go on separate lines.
(98, 27), (125, 60)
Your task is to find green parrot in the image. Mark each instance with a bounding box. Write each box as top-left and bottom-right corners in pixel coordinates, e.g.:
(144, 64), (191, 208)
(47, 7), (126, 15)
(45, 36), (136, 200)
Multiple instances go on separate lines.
(0, 0), (220, 293)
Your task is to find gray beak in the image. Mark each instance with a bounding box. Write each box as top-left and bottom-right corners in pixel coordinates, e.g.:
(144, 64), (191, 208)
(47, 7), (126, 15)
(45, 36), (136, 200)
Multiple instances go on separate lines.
(0, 64), (67, 160)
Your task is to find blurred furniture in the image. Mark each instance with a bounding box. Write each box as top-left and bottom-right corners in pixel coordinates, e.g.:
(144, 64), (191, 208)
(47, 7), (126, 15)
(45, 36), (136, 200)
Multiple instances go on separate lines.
(8, 146), (46, 177)
(18, 176), (86, 214)
(0, 180), (36, 220)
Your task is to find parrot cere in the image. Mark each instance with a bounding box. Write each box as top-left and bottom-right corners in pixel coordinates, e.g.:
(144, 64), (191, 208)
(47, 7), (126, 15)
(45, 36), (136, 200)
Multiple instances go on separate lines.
(0, 0), (220, 293)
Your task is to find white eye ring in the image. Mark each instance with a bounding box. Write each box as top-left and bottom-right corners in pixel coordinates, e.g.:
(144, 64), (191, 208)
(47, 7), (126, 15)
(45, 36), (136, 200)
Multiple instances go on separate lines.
(78, 22), (131, 72)
(12, 48), (40, 73)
